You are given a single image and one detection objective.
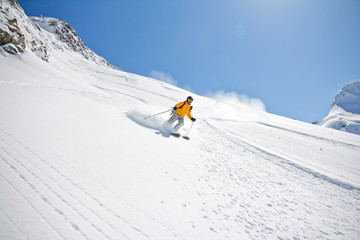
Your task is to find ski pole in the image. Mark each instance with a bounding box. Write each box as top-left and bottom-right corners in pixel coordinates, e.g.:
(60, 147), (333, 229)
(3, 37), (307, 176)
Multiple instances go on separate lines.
(144, 109), (173, 120)
(183, 121), (195, 138)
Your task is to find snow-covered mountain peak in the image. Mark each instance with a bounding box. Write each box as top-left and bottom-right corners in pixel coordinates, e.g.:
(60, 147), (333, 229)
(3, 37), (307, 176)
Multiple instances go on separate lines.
(333, 80), (360, 114)
(0, 0), (115, 69)
(321, 80), (360, 135)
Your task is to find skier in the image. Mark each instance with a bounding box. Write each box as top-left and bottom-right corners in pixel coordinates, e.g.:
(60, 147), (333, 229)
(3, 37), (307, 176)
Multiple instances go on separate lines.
(165, 96), (196, 133)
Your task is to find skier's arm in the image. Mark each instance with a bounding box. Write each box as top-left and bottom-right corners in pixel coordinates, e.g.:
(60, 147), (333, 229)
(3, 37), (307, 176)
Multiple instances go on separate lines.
(187, 106), (193, 120)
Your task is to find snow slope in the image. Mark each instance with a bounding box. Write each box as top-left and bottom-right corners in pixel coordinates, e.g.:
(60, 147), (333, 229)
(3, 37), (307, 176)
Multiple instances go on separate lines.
(1, 1), (360, 239)
(321, 81), (360, 135)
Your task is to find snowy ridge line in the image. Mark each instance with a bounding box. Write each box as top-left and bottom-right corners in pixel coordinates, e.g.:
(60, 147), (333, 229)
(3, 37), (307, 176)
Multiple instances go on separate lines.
(0, 138), (97, 240)
(0, 130), (134, 240)
(0, 80), (147, 110)
(0, 122), (182, 240)
(205, 120), (360, 191)
(0, 153), (67, 240)
(94, 76), (180, 102)
(0, 80), (130, 109)
(257, 122), (360, 149)
(94, 85), (146, 102)
(0, 80), (110, 97)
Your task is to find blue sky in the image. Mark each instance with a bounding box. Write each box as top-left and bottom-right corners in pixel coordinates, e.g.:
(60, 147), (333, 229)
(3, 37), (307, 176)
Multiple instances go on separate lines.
(19, 0), (360, 123)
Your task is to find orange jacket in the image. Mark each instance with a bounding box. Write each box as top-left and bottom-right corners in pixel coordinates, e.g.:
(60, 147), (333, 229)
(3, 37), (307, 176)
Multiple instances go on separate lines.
(174, 101), (193, 119)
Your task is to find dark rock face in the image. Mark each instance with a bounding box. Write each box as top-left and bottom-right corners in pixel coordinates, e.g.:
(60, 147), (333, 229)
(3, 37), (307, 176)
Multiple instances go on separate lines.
(0, 14), (26, 54)
(0, 0), (50, 61)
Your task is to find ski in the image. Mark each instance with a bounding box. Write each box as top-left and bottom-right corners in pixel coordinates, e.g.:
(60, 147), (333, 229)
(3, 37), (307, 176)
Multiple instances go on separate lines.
(170, 133), (181, 138)
(170, 133), (190, 140)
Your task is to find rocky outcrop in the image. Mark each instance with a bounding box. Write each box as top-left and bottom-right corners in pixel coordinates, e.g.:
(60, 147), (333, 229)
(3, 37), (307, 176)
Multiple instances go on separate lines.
(31, 17), (116, 68)
(0, 0), (49, 61)
(0, 0), (116, 68)
(0, 4), (26, 54)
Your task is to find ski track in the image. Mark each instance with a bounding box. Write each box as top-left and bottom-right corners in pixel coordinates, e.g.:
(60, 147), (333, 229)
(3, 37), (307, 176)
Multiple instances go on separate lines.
(192, 119), (360, 239)
(90, 69), (181, 95)
(0, 137), (107, 240)
(0, 123), (181, 240)
(0, 156), (67, 240)
(0, 188), (33, 240)
(94, 85), (147, 103)
(257, 122), (360, 149)
(204, 119), (360, 191)
(0, 80), (178, 112)
(92, 76), (180, 102)
(3, 122), (182, 239)
(0, 81), (144, 110)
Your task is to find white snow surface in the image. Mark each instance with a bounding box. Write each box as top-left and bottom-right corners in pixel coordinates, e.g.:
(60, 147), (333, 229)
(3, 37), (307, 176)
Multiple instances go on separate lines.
(321, 81), (360, 135)
(1, 1), (360, 240)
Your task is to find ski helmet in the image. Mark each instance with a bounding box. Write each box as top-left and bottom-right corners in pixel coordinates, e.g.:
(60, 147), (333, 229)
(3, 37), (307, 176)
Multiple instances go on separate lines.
(187, 96), (193, 102)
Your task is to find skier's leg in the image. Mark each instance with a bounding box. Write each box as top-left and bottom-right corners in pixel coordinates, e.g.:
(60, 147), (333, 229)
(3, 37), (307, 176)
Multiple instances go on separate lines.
(174, 116), (184, 132)
(163, 113), (178, 130)
(165, 113), (177, 126)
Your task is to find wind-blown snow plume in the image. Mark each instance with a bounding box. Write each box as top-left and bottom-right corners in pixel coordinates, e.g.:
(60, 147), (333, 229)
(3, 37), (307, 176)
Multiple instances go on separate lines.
(127, 109), (167, 133)
(149, 70), (178, 86)
(206, 91), (266, 112)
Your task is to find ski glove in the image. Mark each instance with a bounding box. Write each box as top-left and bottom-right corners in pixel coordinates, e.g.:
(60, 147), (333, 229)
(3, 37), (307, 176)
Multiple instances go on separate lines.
(173, 107), (178, 111)
(191, 117), (196, 122)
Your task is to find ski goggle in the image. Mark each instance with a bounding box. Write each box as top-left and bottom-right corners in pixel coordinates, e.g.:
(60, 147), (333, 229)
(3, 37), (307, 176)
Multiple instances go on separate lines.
(187, 99), (193, 103)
